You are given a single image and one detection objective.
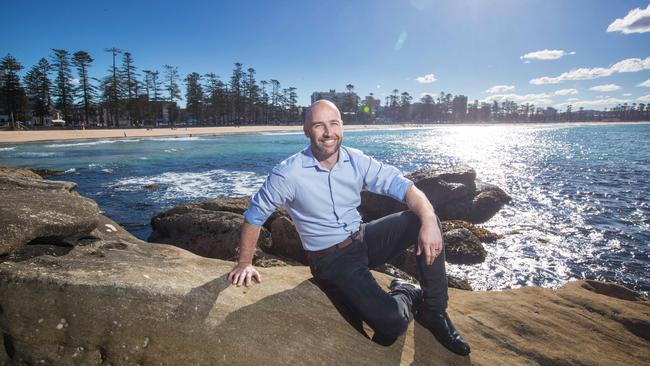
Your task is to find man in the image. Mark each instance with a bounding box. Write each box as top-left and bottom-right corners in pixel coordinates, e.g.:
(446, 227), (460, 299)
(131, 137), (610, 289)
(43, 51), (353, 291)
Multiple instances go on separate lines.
(228, 100), (470, 355)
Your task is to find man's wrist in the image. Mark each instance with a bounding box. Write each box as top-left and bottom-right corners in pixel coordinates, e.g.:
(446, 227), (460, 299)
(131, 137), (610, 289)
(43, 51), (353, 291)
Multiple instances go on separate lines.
(237, 258), (253, 266)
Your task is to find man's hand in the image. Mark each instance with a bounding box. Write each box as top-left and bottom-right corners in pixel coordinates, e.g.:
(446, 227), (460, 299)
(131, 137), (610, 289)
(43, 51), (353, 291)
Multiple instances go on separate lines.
(228, 263), (262, 287)
(416, 221), (444, 266)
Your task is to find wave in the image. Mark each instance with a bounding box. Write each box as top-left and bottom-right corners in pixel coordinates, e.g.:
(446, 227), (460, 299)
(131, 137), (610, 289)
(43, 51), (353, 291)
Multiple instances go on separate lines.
(63, 168), (76, 174)
(148, 137), (203, 142)
(258, 131), (303, 136)
(109, 169), (266, 201)
(13, 152), (59, 157)
(0, 147), (16, 151)
(45, 139), (142, 148)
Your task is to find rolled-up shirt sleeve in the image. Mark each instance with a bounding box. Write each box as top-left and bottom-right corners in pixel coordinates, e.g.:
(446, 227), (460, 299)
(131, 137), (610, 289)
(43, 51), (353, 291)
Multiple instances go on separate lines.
(362, 154), (413, 203)
(243, 169), (293, 226)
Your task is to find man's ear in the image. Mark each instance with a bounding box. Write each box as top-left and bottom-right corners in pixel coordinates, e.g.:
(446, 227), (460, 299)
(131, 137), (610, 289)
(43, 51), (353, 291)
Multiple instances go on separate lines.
(303, 125), (310, 138)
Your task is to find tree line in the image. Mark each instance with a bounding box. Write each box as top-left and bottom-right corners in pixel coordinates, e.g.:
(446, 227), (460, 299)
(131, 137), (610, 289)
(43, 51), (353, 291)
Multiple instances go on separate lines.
(347, 89), (650, 124)
(0, 51), (300, 130)
(2, 51), (649, 130)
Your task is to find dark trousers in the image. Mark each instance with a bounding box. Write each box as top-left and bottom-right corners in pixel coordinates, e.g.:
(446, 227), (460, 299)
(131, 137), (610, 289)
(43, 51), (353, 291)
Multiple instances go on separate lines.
(308, 211), (448, 340)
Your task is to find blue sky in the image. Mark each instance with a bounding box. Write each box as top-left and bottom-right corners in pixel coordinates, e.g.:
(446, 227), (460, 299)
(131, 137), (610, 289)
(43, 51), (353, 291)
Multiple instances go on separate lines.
(3, 0), (650, 109)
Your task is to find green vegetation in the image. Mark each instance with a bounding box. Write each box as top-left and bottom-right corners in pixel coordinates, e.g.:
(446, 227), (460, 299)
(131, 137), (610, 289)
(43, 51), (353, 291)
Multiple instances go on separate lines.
(1, 51), (649, 130)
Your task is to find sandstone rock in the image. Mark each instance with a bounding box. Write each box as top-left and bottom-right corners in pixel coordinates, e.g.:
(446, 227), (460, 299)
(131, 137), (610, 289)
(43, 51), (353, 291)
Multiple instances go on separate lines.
(0, 166), (42, 180)
(268, 215), (308, 265)
(1, 238), (648, 365)
(149, 208), (271, 261)
(0, 172), (100, 256)
(443, 228), (487, 265)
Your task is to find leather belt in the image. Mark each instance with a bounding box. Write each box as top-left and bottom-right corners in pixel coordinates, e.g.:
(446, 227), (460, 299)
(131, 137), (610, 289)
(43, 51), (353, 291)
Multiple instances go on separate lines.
(307, 231), (361, 259)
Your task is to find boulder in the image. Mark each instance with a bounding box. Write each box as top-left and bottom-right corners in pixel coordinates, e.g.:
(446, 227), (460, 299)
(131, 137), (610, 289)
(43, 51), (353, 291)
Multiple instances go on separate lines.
(269, 215), (308, 265)
(443, 228), (487, 265)
(359, 165), (510, 224)
(0, 170), (100, 256)
(149, 208), (271, 261)
(468, 180), (512, 223)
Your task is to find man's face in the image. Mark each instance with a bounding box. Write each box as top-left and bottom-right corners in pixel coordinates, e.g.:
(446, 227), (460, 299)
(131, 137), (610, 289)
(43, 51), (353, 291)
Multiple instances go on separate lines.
(304, 104), (344, 159)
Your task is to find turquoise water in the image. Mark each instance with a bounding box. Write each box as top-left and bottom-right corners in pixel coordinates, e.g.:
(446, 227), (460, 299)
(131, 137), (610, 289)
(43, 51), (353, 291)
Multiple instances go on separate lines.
(2, 123), (649, 294)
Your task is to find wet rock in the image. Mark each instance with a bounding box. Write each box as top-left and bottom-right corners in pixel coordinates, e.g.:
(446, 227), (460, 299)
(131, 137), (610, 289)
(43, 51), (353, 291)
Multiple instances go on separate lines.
(27, 168), (64, 178)
(442, 220), (502, 243)
(443, 228), (487, 265)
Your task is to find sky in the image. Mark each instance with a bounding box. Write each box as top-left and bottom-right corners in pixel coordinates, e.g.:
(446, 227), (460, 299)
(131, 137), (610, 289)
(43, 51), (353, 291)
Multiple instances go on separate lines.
(3, 0), (650, 109)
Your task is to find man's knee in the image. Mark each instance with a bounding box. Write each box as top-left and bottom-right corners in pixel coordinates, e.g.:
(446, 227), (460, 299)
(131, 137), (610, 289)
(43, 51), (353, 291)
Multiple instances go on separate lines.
(373, 310), (410, 339)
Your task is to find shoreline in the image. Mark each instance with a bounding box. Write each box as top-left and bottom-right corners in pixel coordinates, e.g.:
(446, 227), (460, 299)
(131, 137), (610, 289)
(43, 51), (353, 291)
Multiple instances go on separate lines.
(2, 121), (649, 144)
(0, 124), (417, 144)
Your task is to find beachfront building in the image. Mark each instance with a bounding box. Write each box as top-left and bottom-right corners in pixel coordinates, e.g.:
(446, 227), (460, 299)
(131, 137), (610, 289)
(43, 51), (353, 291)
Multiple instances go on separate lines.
(311, 89), (360, 120)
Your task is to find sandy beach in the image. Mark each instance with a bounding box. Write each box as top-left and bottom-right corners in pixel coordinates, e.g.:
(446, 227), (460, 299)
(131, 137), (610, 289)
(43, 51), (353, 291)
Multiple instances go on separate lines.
(0, 124), (422, 144)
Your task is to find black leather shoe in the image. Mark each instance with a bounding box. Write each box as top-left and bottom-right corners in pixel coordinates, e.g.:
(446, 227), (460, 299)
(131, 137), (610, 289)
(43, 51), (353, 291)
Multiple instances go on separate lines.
(389, 278), (423, 311)
(415, 310), (471, 356)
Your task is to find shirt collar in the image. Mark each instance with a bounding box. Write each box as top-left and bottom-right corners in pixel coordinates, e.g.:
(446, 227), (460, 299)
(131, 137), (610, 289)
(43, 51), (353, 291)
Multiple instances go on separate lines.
(301, 145), (350, 169)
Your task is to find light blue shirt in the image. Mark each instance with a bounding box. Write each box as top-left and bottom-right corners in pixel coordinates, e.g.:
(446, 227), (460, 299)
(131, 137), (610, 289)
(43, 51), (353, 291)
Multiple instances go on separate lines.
(243, 145), (414, 251)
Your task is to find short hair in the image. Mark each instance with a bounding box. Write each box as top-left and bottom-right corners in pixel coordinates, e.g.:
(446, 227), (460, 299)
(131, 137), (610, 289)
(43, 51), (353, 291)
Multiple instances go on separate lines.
(304, 99), (341, 126)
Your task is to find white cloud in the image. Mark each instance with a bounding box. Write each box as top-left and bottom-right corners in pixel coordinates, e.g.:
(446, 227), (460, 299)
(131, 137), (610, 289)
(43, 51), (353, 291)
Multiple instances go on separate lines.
(607, 4), (650, 34)
(554, 88), (578, 96)
(589, 84), (621, 92)
(69, 78), (80, 85)
(376, 84), (382, 89)
(556, 97), (629, 109)
(622, 93), (633, 97)
(482, 92), (553, 105)
(520, 49), (576, 61)
(611, 57), (650, 72)
(416, 73), (437, 84)
(485, 85), (515, 93)
(638, 94), (650, 102)
(566, 98), (580, 102)
(638, 79), (650, 87)
(530, 56), (650, 85)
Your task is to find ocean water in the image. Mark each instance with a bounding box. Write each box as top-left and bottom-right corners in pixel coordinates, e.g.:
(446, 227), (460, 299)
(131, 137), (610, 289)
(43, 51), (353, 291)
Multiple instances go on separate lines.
(1, 123), (649, 295)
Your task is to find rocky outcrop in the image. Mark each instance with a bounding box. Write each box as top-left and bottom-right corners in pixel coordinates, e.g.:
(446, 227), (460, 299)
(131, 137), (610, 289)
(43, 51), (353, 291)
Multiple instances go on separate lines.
(359, 165), (511, 224)
(149, 205), (272, 261)
(2, 241), (648, 365)
(0, 168), (100, 256)
(1, 166), (649, 365)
